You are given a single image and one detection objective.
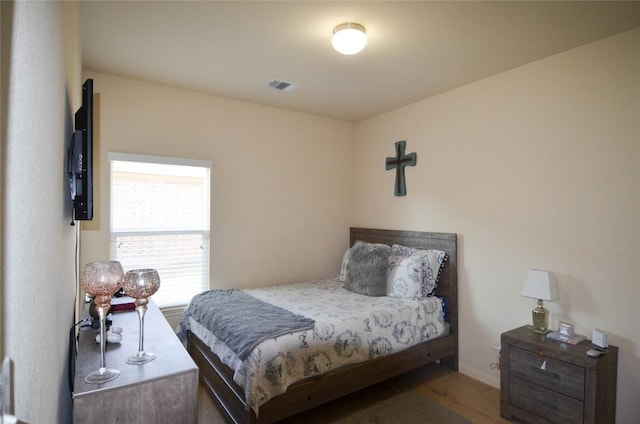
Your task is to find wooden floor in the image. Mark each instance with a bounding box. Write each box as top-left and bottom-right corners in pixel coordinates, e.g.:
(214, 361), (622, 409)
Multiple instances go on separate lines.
(411, 365), (511, 424)
(197, 363), (511, 423)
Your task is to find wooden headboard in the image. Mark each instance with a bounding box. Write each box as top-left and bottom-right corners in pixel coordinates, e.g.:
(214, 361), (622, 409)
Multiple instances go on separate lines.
(349, 227), (458, 338)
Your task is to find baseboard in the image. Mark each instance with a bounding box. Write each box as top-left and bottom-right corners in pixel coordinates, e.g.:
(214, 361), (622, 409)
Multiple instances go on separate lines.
(459, 364), (500, 389)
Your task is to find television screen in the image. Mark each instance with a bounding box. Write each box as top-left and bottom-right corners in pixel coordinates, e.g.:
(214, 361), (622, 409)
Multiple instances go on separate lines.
(68, 79), (93, 221)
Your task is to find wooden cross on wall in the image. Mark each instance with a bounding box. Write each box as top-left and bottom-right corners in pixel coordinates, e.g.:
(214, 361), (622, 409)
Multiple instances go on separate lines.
(385, 140), (417, 196)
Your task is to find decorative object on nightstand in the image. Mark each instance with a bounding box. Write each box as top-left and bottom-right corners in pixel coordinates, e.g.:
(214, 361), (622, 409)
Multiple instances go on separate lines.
(520, 269), (558, 334)
(80, 261), (125, 383)
(592, 328), (609, 348)
(546, 321), (586, 345)
(501, 326), (618, 423)
(122, 268), (161, 365)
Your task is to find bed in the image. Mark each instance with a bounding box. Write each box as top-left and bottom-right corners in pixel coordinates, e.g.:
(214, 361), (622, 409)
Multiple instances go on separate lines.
(185, 227), (458, 424)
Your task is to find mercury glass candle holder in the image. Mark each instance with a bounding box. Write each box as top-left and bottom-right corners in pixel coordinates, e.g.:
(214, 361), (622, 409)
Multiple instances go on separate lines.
(81, 261), (124, 383)
(122, 269), (161, 365)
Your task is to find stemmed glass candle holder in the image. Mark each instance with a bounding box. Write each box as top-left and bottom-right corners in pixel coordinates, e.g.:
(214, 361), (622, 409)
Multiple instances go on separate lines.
(122, 269), (161, 364)
(81, 261), (124, 384)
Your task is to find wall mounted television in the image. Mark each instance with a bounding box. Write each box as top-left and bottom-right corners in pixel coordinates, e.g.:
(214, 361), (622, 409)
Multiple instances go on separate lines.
(68, 79), (94, 221)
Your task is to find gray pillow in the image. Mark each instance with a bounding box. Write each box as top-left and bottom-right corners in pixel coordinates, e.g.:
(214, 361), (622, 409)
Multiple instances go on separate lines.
(344, 241), (391, 296)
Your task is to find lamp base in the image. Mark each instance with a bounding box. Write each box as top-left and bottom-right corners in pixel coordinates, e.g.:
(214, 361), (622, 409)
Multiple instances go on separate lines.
(530, 299), (549, 334)
(530, 327), (548, 335)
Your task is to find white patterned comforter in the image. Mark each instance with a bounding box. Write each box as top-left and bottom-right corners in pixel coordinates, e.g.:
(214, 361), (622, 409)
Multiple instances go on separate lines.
(188, 277), (446, 415)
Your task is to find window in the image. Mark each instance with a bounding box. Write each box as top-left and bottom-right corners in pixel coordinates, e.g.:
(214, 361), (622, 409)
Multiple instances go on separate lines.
(109, 153), (211, 308)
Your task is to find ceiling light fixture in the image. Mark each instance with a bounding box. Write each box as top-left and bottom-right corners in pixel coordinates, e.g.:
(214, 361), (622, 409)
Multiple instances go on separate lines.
(331, 22), (367, 55)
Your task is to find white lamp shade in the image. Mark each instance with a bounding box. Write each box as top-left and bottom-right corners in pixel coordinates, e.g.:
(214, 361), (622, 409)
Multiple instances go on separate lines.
(521, 269), (558, 301)
(332, 23), (367, 55)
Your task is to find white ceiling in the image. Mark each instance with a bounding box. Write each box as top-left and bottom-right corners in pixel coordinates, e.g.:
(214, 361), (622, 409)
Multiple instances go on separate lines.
(80, 1), (640, 122)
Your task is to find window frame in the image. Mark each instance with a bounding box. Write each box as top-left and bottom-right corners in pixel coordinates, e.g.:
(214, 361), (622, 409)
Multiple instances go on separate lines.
(108, 152), (211, 308)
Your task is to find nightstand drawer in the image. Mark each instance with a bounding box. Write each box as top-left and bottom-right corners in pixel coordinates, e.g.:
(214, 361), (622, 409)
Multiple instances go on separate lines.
(509, 345), (585, 400)
(510, 376), (583, 423)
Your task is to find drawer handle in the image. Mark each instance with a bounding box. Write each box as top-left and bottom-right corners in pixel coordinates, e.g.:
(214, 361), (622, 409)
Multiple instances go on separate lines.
(530, 364), (560, 379)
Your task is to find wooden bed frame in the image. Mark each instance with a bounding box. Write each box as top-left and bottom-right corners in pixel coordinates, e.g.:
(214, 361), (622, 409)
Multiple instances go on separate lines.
(187, 227), (458, 424)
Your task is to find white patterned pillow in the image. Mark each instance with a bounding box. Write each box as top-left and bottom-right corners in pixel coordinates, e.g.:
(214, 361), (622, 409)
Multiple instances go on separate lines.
(338, 249), (350, 282)
(386, 252), (425, 298)
(391, 244), (447, 296)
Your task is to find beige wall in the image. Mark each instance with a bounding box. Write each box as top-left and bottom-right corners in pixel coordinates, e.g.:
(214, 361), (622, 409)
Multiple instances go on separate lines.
(1, 1), (81, 422)
(353, 28), (640, 422)
(80, 72), (353, 294)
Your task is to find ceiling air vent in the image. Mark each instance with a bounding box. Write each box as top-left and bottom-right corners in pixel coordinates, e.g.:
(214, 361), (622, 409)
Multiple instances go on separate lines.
(268, 79), (299, 92)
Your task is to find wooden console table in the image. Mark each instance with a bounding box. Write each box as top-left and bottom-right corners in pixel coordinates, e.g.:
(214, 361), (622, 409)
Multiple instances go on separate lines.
(73, 299), (198, 423)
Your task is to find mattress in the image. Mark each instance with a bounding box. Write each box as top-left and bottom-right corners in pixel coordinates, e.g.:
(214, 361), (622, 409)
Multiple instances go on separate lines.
(187, 277), (446, 414)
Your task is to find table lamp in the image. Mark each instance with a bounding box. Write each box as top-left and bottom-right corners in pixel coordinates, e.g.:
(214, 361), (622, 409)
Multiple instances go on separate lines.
(521, 269), (558, 334)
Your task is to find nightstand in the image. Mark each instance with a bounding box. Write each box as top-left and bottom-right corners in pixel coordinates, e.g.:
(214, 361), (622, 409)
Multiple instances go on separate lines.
(500, 326), (617, 424)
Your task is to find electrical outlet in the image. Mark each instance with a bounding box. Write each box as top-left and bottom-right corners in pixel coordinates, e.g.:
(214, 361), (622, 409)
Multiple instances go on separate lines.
(2, 357), (17, 424)
(1, 357), (9, 416)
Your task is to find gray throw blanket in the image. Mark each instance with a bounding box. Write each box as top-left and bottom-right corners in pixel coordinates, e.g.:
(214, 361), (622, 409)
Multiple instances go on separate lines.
(177, 289), (315, 361)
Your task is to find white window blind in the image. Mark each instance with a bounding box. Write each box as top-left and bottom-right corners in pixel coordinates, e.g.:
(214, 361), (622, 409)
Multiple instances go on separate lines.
(109, 153), (211, 308)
